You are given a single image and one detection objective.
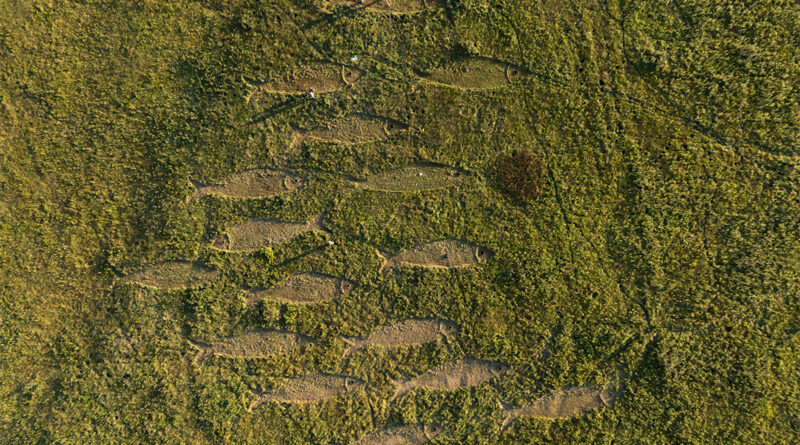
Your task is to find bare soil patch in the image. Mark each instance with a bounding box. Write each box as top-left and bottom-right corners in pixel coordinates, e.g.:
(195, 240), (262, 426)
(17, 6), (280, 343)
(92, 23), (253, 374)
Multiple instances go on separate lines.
(249, 374), (364, 410)
(326, 0), (434, 15)
(116, 261), (220, 290)
(296, 114), (408, 145)
(343, 318), (458, 357)
(391, 357), (508, 400)
(379, 239), (493, 272)
(355, 163), (469, 192)
(243, 62), (363, 102)
(212, 214), (327, 252)
(189, 329), (312, 364)
(353, 424), (443, 445)
(501, 386), (619, 429)
(245, 272), (355, 305)
(424, 57), (524, 90)
(187, 169), (305, 202)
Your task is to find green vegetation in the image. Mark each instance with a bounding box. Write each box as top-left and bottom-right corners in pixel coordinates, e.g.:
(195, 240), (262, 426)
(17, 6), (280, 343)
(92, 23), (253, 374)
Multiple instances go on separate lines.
(1, 0), (798, 443)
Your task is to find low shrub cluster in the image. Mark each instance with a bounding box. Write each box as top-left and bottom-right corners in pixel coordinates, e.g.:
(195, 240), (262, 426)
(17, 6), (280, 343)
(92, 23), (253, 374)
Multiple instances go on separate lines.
(495, 149), (545, 202)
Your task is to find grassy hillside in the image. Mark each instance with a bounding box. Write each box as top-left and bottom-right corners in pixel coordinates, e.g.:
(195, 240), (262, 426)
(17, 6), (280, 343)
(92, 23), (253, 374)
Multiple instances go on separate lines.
(1, 0), (798, 443)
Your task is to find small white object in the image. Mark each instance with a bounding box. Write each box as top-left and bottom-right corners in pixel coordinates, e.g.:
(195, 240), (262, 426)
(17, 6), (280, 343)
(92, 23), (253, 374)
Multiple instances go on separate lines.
(417, 172), (423, 176)
(327, 240), (335, 246)
(351, 55), (358, 62)
(309, 91), (316, 99)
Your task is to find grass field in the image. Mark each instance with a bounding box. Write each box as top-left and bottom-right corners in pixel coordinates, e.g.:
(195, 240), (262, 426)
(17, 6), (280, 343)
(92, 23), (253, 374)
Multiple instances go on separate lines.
(1, 1), (799, 443)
